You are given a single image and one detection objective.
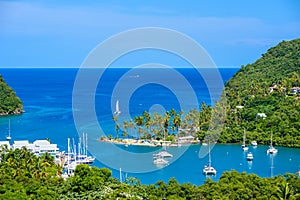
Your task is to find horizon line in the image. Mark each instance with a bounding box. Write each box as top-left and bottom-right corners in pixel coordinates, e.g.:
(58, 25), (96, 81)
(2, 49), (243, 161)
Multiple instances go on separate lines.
(0, 65), (241, 69)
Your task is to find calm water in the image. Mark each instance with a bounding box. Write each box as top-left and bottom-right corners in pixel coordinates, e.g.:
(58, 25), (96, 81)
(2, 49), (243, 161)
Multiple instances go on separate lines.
(0, 68), (299, 185)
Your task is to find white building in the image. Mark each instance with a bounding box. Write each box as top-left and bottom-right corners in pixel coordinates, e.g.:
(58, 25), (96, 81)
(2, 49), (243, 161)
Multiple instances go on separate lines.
(0, 141), (11, 149)
(256, 113), (267, 119)
(13, 140), (59, 157)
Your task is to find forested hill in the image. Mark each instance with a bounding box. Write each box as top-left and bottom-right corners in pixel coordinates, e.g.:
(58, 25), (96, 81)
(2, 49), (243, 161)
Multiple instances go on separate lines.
(219, 38), (300, 147)
(0, 74), (23, 116)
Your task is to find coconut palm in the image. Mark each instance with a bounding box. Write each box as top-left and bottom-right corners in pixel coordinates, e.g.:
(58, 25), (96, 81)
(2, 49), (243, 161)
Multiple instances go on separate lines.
(113, 114), (120, 138)
(134, 116), (144, 139)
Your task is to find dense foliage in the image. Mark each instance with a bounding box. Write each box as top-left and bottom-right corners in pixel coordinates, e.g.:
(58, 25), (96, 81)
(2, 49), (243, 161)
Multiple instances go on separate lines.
(220, 38), (300, 147)
(0, 74), (23, 115)
(0, 148), (299, 199)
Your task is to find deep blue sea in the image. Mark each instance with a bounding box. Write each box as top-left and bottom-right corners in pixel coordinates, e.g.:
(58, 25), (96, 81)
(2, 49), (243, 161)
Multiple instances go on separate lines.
(0, 68), (299, 185)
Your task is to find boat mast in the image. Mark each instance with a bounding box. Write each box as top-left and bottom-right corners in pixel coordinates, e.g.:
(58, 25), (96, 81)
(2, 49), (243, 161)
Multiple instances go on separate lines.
(85, 133), (88, 156)
(78, 136), (81, 156)
(208, 142), (211, 167)
(67, 138), (70, 175)
(8, 119), (10, 137)
(73, 138), (76, 163)
(270, 131), (273, 148)
(243, 128), (246, 147)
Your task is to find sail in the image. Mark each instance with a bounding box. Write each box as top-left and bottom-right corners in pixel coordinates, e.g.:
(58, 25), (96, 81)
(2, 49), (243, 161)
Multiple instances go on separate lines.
(114, 100), (121, 115)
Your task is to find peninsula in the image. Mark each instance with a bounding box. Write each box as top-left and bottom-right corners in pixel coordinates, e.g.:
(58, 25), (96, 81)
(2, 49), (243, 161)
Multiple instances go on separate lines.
(0, 74), (23, 116)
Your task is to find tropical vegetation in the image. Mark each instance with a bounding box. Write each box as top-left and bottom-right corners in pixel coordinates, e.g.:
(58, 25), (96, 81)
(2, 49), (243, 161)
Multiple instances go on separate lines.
(0, 147), (299, 199)
(0, 74), (23, 116)
(112, 39), (300, 147)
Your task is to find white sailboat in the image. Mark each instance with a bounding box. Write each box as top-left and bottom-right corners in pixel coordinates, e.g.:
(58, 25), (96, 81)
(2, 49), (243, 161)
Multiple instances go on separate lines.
(246, 152), (254, 161)
(75, 133), (95, 165)
(153, 155), (169, 165)
(242, 128), (249, 151)
(6, 119), (11, 141)
(267, 132), (278, 154)
(203, 142), (216, 175)
(153, 133), (173, 158)
(114, 100), (121, 115)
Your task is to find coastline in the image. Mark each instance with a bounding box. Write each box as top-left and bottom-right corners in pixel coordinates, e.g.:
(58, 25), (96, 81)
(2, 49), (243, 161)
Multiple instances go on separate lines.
(98, 137), (201, 147)
(0, 109), (25, 116)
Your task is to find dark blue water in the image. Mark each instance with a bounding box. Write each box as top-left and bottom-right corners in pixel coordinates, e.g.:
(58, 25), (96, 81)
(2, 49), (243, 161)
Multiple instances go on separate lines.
(0, 68), (299, 185)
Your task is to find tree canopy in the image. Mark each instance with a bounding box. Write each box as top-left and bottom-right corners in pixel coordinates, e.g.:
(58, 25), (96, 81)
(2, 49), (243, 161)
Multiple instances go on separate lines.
(221, 38), (300, 147)
(0, 147), (299, 199)
(0, 74), (23, 115)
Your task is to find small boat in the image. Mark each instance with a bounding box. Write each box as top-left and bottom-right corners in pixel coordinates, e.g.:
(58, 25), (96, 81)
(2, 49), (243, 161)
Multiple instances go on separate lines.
(153, 157), (169, 165)
(247, 152), (254, 161)
(114, 100), (121, 115)
(251, 141), (258, 146)
(241, 128), (249, 151)
(267, 132), (278, 154)
(203, 165), (217, 175)
(153, 150), (173, 158)
(202, 142), (216, 175)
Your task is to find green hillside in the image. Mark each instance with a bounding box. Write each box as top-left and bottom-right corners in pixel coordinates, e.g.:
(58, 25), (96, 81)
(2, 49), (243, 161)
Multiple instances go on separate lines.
(219, 39), (300, 147)
(0, 74), (23, 116)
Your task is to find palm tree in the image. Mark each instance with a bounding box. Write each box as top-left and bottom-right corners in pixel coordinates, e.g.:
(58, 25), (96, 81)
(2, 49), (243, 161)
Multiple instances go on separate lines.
(172, 114), (181, 134)
(134, 116), (144, 139)
(143, 110), (151, 134)
(129, 119), (134, 138)
(163, 111), (171, 137)
(113, 114), (120, 138)
(123, 120), (129, 138)
(275, 182), (293, 200)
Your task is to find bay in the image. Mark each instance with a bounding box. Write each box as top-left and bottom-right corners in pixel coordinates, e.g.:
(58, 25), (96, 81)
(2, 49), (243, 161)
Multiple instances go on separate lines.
(0, 68), (299, 185)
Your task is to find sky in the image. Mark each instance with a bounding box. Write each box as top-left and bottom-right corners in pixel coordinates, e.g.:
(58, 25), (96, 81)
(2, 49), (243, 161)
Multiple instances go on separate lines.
(0, 0), (299, 68)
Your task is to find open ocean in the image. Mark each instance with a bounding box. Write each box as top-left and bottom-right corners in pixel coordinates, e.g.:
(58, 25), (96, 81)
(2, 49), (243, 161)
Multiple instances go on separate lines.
(0, 68), (299, 185)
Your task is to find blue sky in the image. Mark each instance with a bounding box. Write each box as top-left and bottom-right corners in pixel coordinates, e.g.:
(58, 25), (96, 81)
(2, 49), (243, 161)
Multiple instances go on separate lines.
(0, 0), (299, 68)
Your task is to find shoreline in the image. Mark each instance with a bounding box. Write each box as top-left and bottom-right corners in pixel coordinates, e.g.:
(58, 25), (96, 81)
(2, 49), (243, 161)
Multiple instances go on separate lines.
(98, 137), (201, 147)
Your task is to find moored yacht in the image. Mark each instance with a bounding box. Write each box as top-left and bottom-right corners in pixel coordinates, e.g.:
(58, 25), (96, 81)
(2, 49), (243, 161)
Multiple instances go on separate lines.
(153, 156), (169, 166)
(202, 142), (216, 175)
(247, 152), (254, 161)
(153, 150), (173, 158)
(242, 129), (249, 151)
(267, 132), (278, 154)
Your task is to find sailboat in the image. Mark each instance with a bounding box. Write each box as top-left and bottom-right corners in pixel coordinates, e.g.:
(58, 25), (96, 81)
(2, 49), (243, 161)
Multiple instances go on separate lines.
(246, 152), (254, 161)
(114, 100), (121, 115)
(6, 119), (11, 141)
(202, 142), (216, 175)
(76, 133), (95, 165)
(267, 132), (278, 154)
(241, 128), (249, 151)
(153, 133), (173, 158)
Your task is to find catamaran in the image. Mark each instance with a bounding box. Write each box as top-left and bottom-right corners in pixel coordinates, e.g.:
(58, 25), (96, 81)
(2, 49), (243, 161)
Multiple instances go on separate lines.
(267, 132), (278, 154)
(153, 155), (169, 165)
(202, 142), (216, 175)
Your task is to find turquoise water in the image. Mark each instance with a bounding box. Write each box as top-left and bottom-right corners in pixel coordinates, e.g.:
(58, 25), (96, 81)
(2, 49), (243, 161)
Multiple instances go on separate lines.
(0, 68), (299, 185)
